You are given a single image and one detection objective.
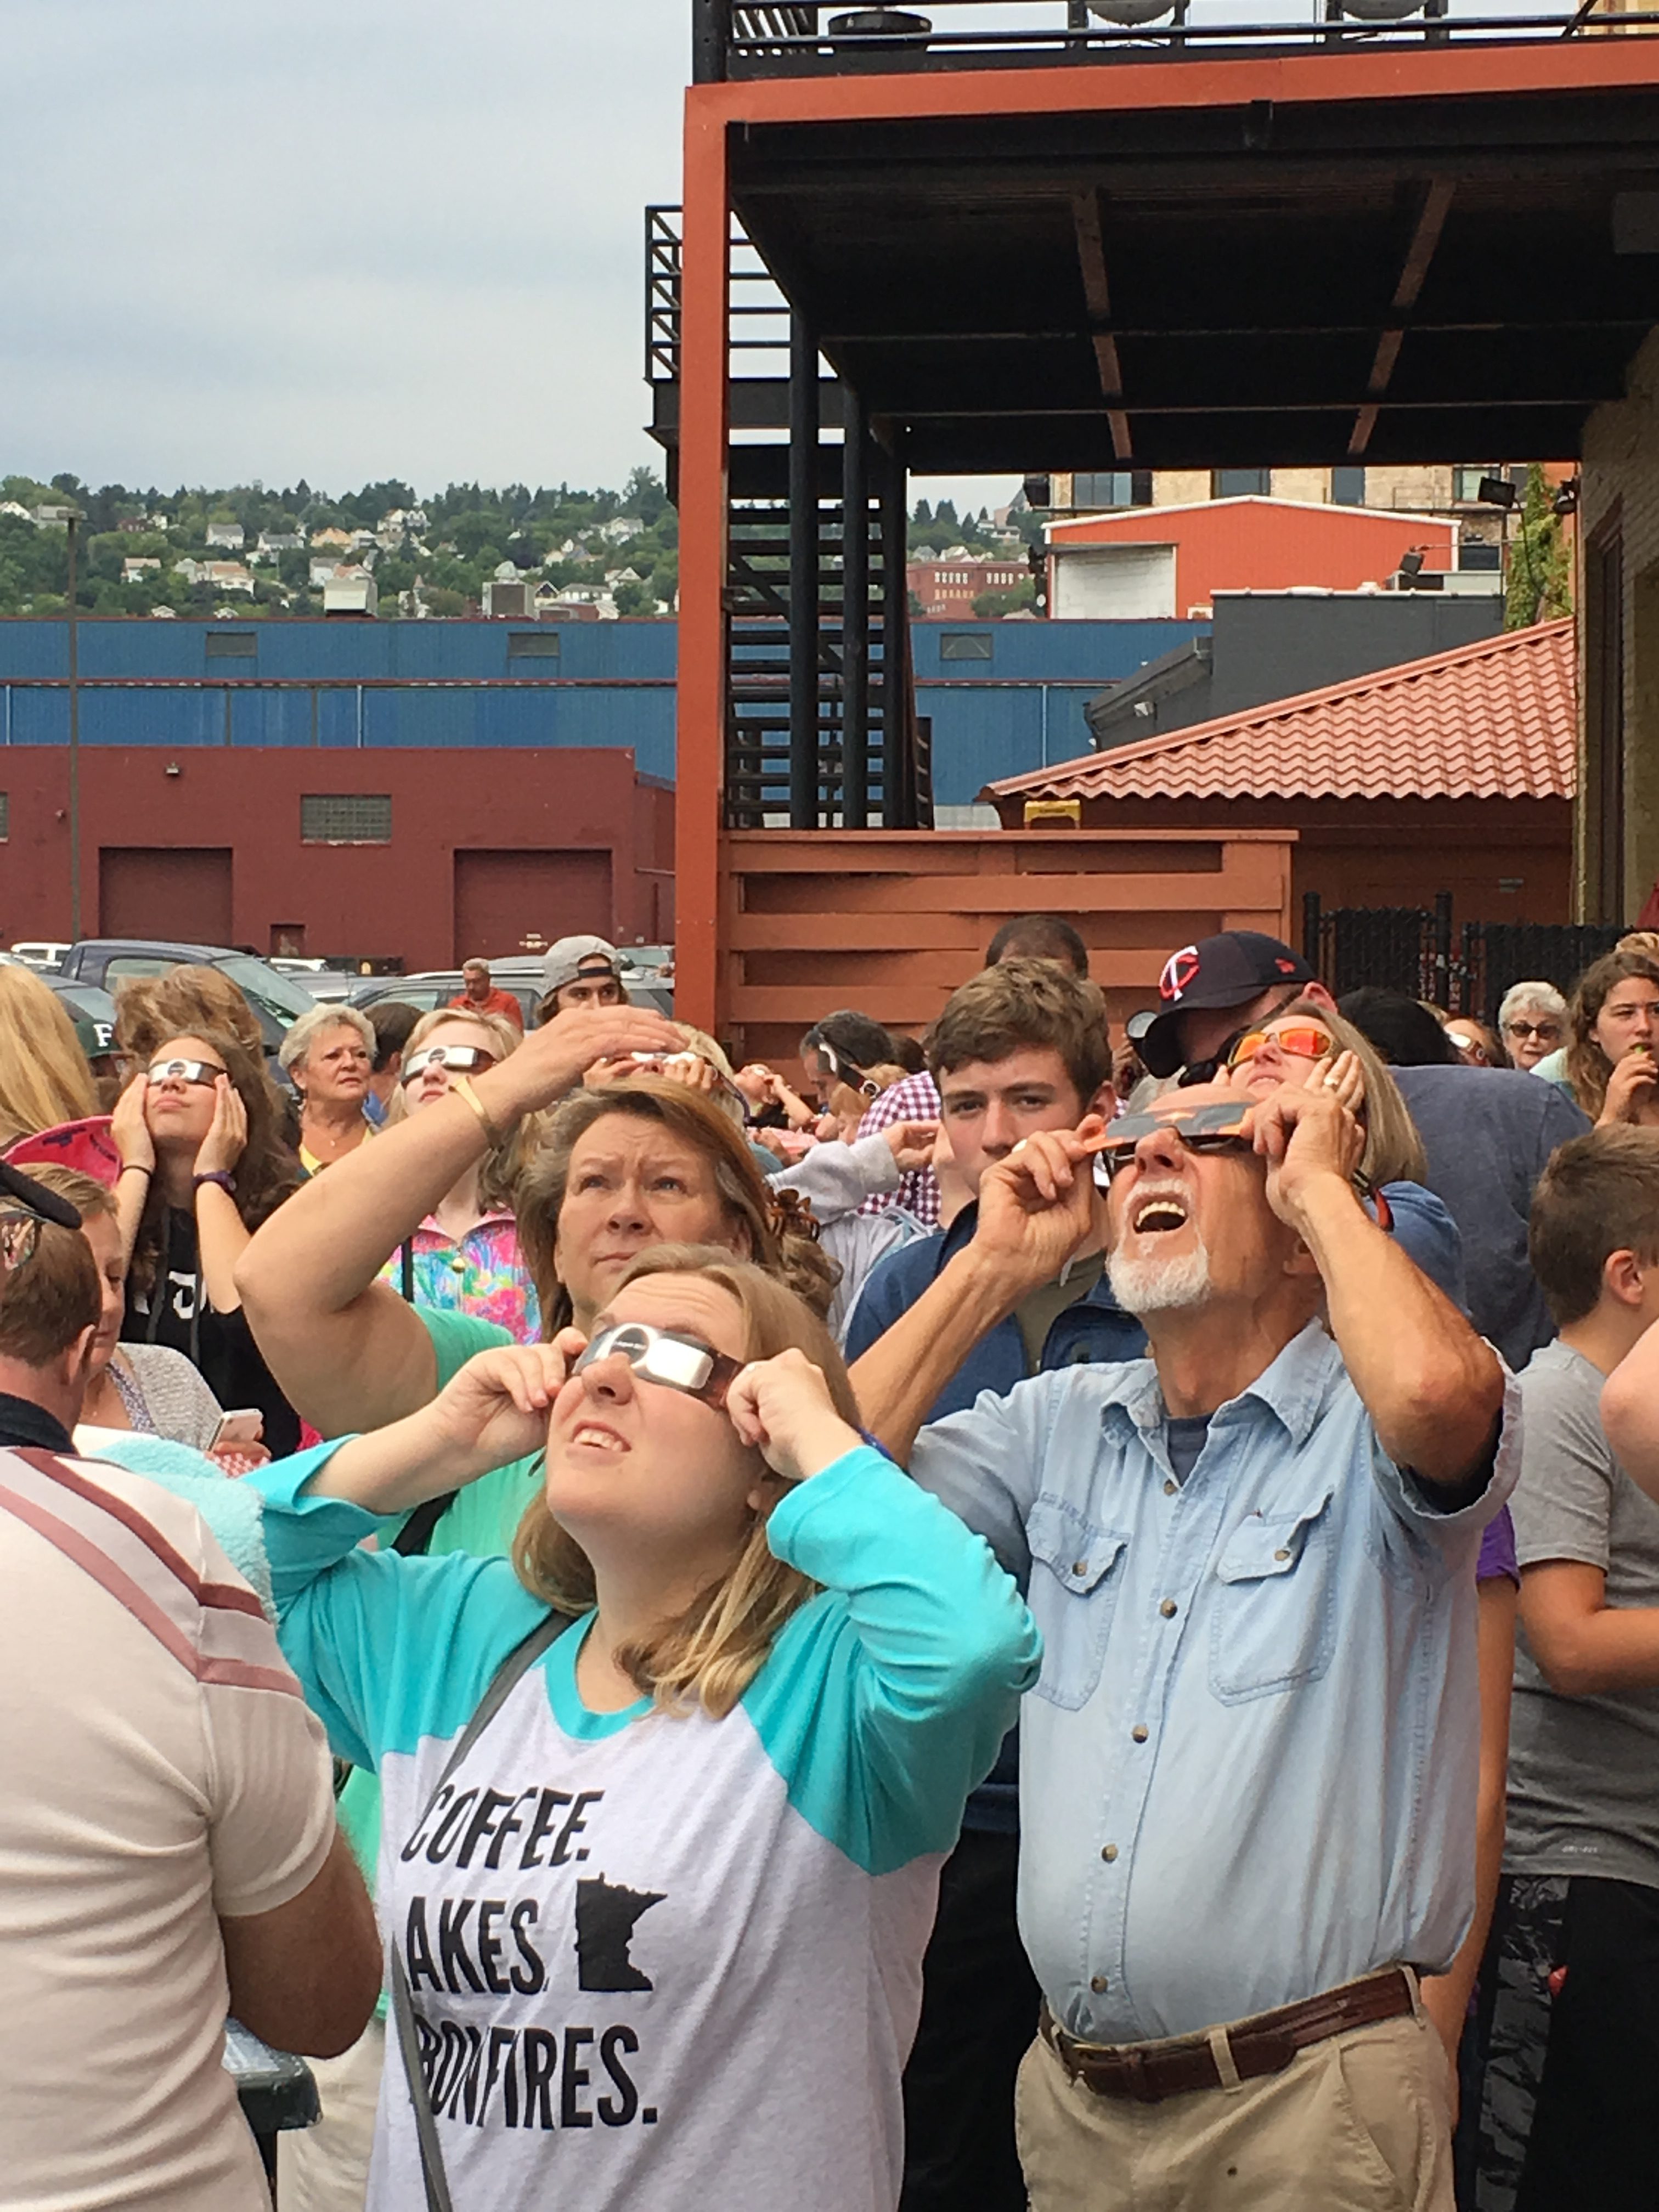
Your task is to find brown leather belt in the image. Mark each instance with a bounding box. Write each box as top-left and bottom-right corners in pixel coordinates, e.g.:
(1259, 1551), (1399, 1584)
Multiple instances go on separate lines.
(1041, 1967), (1415, 2106)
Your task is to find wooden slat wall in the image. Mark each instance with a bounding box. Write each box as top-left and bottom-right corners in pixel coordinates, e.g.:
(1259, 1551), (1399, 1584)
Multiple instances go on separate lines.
(719, 827), (1297, 1067)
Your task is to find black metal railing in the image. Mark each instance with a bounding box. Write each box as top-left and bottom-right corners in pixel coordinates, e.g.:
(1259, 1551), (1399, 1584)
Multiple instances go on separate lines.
(693, 0), (1659, 79)
(1304, 890), (1628, 1022)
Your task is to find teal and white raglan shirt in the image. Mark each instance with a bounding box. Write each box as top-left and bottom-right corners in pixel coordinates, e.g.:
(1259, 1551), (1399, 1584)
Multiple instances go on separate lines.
(252, 1440), (1040, 2212)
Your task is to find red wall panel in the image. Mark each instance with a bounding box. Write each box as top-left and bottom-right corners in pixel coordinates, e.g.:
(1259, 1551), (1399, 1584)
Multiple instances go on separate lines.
(0, 749), (673, 968)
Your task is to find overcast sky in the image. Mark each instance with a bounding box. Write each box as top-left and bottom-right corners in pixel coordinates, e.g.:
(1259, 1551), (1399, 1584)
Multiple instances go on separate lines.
(0, 1), (1032, 514)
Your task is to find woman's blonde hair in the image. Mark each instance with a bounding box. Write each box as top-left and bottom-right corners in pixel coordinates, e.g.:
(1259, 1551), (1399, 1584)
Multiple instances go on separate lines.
(24, 1164), (115, 1223)
(515, 1078), (837, 1331)
(0, 968), (99, 1143)
(276, 1002), (375, 1080)
(1273, 998), (1428, 1186)
(1566, 949), (1659, 1118)
(387, 1004), (531, 1210)
(512, 1243), (859, 1718)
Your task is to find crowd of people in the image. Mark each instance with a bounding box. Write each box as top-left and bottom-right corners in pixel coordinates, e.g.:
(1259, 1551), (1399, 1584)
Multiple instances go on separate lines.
(1, 916), (1656, 2211)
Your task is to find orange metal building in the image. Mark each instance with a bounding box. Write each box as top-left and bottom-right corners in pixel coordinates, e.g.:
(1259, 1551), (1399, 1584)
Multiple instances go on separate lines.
(665, 9), (1659, 1040)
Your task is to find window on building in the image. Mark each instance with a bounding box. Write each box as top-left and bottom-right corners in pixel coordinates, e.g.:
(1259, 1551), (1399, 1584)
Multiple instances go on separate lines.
(1212, 469), (1271, 499)
(0, 794), (9, 841)
(1459, 540), (1503, 572)
(1453, 465), (1502, 504)
(300, 794), (392, 844)
(506, 630), (562, 659)
(939, 633), (994, 662)
(204, 631), (257, 659)
(1072, 471), (1153, 511)
(1330, 466), (1367, 507)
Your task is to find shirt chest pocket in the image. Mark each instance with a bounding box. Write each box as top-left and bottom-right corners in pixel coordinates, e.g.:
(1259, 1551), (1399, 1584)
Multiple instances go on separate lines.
(1209, 1490), (1337, 1704)
(1026, 1498), (1131, 1712)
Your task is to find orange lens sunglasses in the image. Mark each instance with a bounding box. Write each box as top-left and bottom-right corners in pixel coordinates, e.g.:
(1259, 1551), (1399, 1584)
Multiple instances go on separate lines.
(1227, 1023), (1335, 1070)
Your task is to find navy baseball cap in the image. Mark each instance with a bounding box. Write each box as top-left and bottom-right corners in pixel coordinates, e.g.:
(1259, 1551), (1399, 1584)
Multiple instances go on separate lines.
(1137, 932), (1314, 1078)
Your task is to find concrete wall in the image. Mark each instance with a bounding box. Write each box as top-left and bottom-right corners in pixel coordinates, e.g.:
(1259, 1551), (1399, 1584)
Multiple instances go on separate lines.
(1581, 326), (1659, 921)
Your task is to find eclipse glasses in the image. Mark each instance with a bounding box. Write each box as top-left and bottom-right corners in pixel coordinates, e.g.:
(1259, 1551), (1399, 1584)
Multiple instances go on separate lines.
(400, 1043), (500, 1084)
(572, 1321), (743, 1411)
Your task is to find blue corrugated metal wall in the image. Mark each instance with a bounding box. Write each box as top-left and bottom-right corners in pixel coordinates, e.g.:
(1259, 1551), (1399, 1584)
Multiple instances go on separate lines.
(0, 616), (1204, 804)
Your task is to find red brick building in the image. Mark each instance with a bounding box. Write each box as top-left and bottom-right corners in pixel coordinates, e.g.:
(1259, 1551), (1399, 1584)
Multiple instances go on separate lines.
(906, 556), (1031, 617)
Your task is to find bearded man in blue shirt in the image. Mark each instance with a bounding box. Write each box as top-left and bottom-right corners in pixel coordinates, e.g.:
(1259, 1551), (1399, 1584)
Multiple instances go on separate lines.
(851, 1078), (1512, 2212)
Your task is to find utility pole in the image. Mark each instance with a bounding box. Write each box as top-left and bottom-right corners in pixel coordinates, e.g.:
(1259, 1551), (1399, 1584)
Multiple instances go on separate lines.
(65, 512), (82, 940)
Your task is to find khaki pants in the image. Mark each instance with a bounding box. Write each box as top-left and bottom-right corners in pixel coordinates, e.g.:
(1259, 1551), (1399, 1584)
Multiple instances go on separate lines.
(276, 2016), (384, 2212)
(1016, 2002), (1453, 2212)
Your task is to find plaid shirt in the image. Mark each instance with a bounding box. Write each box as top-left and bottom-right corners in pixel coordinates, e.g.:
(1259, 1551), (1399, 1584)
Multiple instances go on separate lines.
(855, 1071), (942, 1227)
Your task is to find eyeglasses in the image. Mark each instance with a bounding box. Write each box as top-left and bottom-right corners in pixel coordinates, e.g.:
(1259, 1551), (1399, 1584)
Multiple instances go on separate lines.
(400, 1043), (499, 1084)
(1503, 1020), (1561, 1041)
(810, 1040), (878, 1099)
(1092, 1100), (1258, 1181)
(1226, 1023), (1335, 1071)
(572, 1321), (744, 1410)
(146, 1057), (227, 1087)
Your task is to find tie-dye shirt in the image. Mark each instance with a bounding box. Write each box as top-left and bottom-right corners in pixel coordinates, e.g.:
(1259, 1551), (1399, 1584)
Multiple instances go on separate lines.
(379, 1211), (541, 1345)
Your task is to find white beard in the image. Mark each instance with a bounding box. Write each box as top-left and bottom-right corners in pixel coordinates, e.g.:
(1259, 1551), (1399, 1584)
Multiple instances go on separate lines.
(1108, 1238), (1212, 1314)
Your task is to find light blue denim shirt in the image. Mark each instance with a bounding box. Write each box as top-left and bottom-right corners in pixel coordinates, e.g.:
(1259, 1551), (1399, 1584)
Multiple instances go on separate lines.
(909, 1319), (1519, 2044)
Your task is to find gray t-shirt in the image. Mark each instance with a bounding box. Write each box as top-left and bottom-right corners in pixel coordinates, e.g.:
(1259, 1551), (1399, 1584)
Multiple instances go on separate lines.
(1506, 1338), (1659, 1890)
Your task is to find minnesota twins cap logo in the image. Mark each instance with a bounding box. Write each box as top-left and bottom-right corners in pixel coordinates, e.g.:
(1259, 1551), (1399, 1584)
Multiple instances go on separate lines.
(1160, 946), (1200, 1003)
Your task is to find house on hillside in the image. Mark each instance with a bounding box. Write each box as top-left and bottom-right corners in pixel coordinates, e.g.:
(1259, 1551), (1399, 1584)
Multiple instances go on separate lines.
(205, 521), (245, 549)
(985, 619), (1575, 925)
(200, 561), (255, 596)
(121, 557), (161, 583)
(309, 527), (353, 550)
(258, 531), (303, 555)
(0, 502), (35, 523)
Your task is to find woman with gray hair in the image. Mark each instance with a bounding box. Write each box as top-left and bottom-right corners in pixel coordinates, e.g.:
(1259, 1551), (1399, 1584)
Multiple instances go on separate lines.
(1498, 980), (1568, 1074)
(279, 1003), (377, 1173)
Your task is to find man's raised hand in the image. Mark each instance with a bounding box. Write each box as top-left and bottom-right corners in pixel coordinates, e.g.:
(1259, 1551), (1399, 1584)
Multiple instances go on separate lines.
(1251, 1084), (1365, 1231)
(972, 1118), (1107, 1292)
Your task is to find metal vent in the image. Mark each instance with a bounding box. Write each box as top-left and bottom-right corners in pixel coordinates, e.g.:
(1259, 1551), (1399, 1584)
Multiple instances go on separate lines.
(939, 631), (994, 663)
(507, 630), (561, 659)
(0, 794), (9, 841)
(205, 631), (257, 659)
(300, 793), (392, 845)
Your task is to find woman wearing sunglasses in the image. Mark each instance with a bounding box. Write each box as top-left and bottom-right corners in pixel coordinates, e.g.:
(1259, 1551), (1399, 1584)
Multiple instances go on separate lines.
(249, 1245), (1036, 2212)
(112, 1026), (304, 1454)
(1217, 1001), (1466, 1305)
(375, 1007), (542, 1344)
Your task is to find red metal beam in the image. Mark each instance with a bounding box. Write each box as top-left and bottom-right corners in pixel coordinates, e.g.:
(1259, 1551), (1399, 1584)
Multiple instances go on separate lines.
(674, 89), (733, 1035)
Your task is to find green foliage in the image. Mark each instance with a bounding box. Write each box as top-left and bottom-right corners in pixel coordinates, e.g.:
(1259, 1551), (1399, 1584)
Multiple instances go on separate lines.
(972, 581), (1036, 619)
(1505, 464), (1573, 630)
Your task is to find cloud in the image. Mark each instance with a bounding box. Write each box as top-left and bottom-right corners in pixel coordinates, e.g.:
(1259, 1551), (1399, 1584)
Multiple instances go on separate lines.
(0, 0), (691, 494)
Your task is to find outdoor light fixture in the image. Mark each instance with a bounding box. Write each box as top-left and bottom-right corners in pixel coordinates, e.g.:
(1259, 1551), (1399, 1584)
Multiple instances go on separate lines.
(1088, 0), (1176, 24)
(1398, 549), (1425, 577)
(163, 761), (182, 777)
(1477, 476), (1518, 509)
(1553, 479), (1581, 517)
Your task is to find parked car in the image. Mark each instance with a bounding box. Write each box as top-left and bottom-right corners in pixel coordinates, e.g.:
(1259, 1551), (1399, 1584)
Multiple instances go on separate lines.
(42, 978), (119, 1059)
(55, 941), (315, 1053)
(351, 958), (672, 1028)
(7, 941), (72, 970)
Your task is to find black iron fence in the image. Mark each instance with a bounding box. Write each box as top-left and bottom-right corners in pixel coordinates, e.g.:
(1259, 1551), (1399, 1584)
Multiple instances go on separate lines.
(1302, 891), (1626, 1024)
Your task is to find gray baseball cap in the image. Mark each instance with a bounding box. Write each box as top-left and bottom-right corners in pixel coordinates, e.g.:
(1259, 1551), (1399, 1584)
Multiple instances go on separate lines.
(540, 935), (623, 997)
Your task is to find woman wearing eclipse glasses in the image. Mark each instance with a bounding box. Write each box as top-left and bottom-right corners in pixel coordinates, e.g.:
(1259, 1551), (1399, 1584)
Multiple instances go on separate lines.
(375, 1006), (543, 1344)
(247, 1243), (1037, 2212)
(111, 1024), (304, 1453)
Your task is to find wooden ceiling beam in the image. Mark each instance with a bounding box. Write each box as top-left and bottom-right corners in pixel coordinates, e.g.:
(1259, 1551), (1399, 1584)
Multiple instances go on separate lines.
(1349, 177), (1454, 456)
(1072, 185), (1132, 458)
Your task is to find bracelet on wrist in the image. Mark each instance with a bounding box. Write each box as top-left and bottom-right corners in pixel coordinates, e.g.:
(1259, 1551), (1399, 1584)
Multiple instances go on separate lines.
(193, 1170), (237, 1196)
(452, 1074), (508, 1148)
(118, 1162), (152, 1180)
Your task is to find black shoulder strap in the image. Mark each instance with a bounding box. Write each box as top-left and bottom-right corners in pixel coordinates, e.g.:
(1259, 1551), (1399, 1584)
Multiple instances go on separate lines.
(391, 1492), (459, 1558)
(390, 1607), (571, 2210)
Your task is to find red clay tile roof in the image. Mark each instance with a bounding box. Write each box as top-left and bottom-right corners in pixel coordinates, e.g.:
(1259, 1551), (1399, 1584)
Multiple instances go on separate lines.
(984, 617), (1575, 806)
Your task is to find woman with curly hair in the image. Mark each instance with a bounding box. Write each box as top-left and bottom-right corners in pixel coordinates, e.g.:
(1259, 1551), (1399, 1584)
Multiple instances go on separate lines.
(1563, 947), (1659, 1127)
(112, 1023), (305, 1453)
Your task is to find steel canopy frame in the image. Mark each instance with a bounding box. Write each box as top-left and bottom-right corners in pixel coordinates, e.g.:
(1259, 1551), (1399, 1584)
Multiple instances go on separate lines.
(672, 38), (1659, 1030)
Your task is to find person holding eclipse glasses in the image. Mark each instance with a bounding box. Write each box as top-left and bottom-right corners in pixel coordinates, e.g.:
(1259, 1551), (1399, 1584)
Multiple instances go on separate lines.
(245, 1243), (1038, 2212)
(850, 1068), (1511, 2211)
(112, 1024), (304, 1454)
(376, 1005), (543, 1345)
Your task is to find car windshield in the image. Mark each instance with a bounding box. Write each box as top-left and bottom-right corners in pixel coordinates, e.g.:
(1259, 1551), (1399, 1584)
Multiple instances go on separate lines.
(217, 956), (316, 1025)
